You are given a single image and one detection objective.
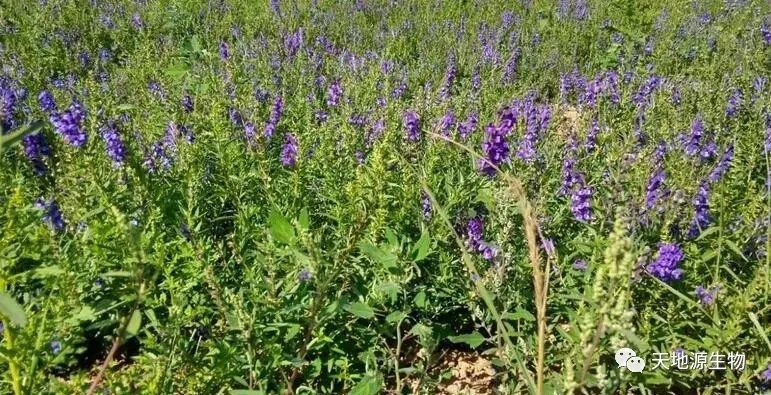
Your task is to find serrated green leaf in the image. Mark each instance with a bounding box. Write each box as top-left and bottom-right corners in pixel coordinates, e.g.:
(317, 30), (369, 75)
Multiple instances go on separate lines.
(344, 302), (375, 319)
(448, 331), (486, 348)
(386, 310), (407, 323)
(269, 210), (295, 244)
(349, 374), (382, 395)
(0, 293), (27, 327)
(298, 207), (310, 229)
(359, 240), (397, 269)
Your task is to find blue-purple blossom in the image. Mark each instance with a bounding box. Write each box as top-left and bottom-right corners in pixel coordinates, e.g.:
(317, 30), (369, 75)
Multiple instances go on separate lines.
(51, 100), (87, 148)
(647, 243), (684, 282)
(725, 89), (742, 118)
(570, 186), (593, 222)
(421, 191), (432, 220)
(573, 259), (588, 271)
(35, 198), (66, 232)
(132, 13), (142, 29)
(585, 114), (599, 152)
(22, 132), (51, 175)
(264, 95), (283, 139)
(695, 285), (719, 305)
(479, 122), (510, 176)
(327, 79), (342, 107)
(50, 340), (61, 354)
(38, 90), (56, 113)
(645, 167), (667, 210)
(502, 48), (520, 85)
(439, 110), (455, 137)
(219, 40), (230, 61)
(403, 110), (420, 142)
(465, 215), (496, 260)
(280, 133), (298, 167)
(440, 54), (457, 100)
(671, 87), (682, 106)
(707, 145), (733, 183)
(458, 112), (478, 140)
(685, 116), (704, 156)
(182, 94), (193, 113)
(761, 22), (771, 46)
(100, 120), (126, 167)
(392, 81), (407, 99)
(244, 122), (256, 147)
(298, 268), (312, 282)
(687, 182), (712, 238)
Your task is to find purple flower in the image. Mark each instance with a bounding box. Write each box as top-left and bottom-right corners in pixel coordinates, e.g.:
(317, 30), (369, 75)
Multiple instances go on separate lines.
(270, 0), (281, 16)
(132, 13), (143, 29)
(573, 259), (588, 271)
(219, 40), (230, 61)
(51, 100), (87, 148)
(479, 122), (510, 176)
(264, 95), (283, 139)
(707, 145), (733, 183)
(440, 54), (457, 100)
(633, 75), (661, 109)
(685, 116), (704, 156)
(182, 94), (193, 113)
(283, 29), (303, 58)
(645, 167), (667, 210)
(502, 48), (520, 85)
(38, 90), (56, 113)
(465, 215), (496, 261)
(327, 79), (342, 107)
(542, 238), (556, 258)
(688, 182), (712, 238)
(458, 111), (478, 140)
(570, 186), (593, 222)
(585, 114), (599, 152)
(439, 110), (455, 137)
(299, 268), (312, 282)
(695, 285), (719, 305)
(280, 133), (298, 167)
(392, 81), (407, 99)
(647, 243), (684, 282)
(244, 122), (257, 146)
(421, 191), (432, 220)
(228, 107), (243, 127)
(148, 81), (165, 100)
(761, 364), (771, 385)
(50, 340), (61, 354)
(35, 198), (66, 232)
(761, 21), (771, 46)
(471, 66), (481, 92)
(725, 89), (743, 118)
(403, 110), (420, 142)
(22, 133), (51, 175)
(574, 0), (588, 20)
(101, 120), (126, 167)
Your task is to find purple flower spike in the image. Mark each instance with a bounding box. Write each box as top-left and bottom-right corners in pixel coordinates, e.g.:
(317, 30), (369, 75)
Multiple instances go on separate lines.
(51, 100), (87, 148)
(280, 133), (298, 167)
(403, 110), (421, 142)
(647, 243), (684, 282)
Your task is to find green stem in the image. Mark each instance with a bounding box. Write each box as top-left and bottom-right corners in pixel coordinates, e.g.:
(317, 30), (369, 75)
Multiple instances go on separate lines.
(4, 322), (23, 395)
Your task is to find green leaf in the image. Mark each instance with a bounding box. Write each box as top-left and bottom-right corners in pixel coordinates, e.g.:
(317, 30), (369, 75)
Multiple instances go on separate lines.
(103, 271), (132, 277)
(298, 207), (310, 230)
(413, 291), (427, 308)
(125, 310), (142, 339)
(723, 240), (747, 262)
(34, 265), (65, 278)
(448, 331), (486, 348)
(0, 293), (27, 327)
(359, 241), (397, 269)
(66, 306), (96, 325)
(412, 229), (430, 262)
(269, 210), (295, 244)
(349, 374), (382, 395)
(344, 302), (375, 319)
(231, 391), (265, 395)
(504, 308), (536, 322)
(386, 310), (407, 324)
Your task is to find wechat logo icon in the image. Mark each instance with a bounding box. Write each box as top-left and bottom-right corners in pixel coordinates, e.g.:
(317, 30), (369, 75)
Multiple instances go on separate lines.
(615, 348), (645, 373)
